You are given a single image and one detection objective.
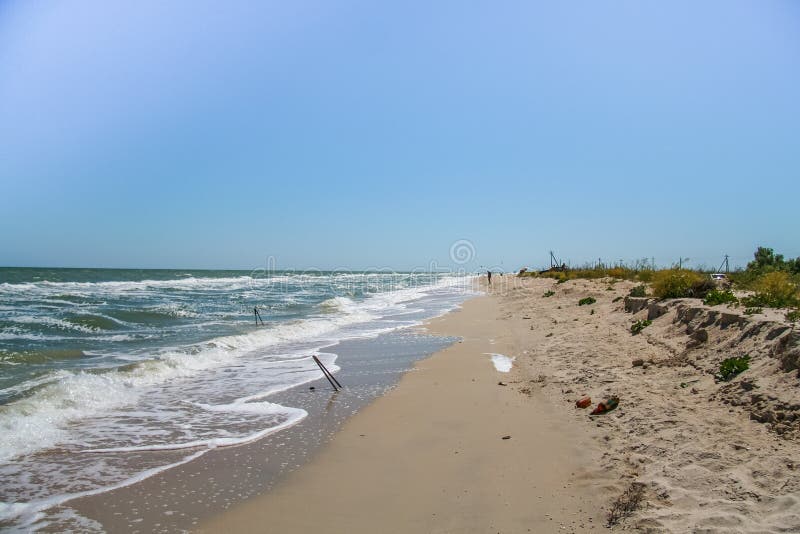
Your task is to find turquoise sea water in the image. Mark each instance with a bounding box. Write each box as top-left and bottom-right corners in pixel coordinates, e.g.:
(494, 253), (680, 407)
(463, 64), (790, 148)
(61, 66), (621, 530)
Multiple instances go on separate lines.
(0, 267), (474, 530)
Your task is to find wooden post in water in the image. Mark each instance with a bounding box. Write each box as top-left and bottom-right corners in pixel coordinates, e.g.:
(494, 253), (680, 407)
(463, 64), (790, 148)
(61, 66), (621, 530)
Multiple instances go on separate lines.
(254, 307), (264, 326)
(312, 355), (342, 391)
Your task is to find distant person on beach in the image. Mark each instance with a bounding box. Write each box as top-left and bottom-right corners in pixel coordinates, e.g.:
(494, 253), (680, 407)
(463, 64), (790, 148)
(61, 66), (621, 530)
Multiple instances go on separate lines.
(487, 271), (492, 285)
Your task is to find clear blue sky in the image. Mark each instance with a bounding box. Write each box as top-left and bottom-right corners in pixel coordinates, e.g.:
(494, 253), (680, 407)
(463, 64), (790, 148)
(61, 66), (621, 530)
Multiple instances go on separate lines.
(1, 1), (798, 271)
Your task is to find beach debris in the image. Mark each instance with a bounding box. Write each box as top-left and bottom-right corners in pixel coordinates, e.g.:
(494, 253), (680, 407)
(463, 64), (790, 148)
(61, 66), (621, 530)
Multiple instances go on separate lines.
(590, 396), (619, 415)
(501, 435), (511, 440)
(488, 353), (514, 372)
(679, 379), (700, 388)
(498, 381), (507, 386)
(254, 306), (265, 326)
(312, 354), (342, 391)
(632, 358), (645, 367)
(309, 386), (316, 390)
(576, 396), (592, 409)
(606, 481), (645, 526)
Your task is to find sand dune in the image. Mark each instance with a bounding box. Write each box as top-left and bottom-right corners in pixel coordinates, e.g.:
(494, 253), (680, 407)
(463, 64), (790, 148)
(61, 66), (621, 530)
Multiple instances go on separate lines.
(500, 276), (800, 531)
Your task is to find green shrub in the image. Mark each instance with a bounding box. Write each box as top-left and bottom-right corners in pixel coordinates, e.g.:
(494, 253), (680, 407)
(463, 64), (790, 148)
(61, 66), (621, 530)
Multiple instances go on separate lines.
(787, 309), (800, 323)
(630, 319), (652, 335)
(628, 285), (647, 298)
(703, 289), (738, 306)
(651, 269), (704, 299)
(741, 272), (799, 308)
(718, 355), (750, 381)
(743, 307), (762, 315)
(732, 246), (800, 289)
(578, 297), (596, 306)
(543, 290), (555, 297)
(612, 296), (623, 303)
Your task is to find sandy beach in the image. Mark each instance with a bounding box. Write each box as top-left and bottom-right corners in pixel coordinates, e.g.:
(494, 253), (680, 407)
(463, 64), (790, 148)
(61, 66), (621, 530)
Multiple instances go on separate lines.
(200, 275), (800, 533)
(200, 288), (610, 533)
(5, 5), (798, 533)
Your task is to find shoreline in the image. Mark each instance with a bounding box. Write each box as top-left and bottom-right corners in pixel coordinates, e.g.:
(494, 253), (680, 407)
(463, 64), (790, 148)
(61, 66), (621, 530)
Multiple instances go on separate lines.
(63, 274), (800, 532)
(199, 290), (609, 533)
(60, 286), (473, 532)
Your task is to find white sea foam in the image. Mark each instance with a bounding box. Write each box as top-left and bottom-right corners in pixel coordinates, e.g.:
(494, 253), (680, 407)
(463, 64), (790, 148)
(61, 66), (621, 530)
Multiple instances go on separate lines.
(0, 273), (477, 530)
(0, 370), (73, 401)
(0, 276), (470, 463)
(6, 315), (102, 334)
(0, 276), (256, 294)
(318, 296), (357, 311)
(488, 353), (515, 373)
(0, 371), (141, 462)
(83, 402), (307, 453)
(0, 448), (209, 526)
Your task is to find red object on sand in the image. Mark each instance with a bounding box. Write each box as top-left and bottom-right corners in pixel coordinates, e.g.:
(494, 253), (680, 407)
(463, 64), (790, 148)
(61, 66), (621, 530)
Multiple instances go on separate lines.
(590, 396), (619, 415)
(576, 396), (592, 409)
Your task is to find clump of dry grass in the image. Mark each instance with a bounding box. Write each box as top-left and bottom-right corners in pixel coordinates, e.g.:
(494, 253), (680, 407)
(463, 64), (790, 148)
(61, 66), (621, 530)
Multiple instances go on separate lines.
(651, 269), (704, 299)
(742, 271), (799, 309)
(607, 482), (646, 526)
(539, 266), (644, 283)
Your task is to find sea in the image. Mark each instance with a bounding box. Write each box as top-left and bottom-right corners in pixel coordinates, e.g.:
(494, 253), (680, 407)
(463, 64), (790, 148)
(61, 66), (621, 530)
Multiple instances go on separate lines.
(0, 268), (476, 531)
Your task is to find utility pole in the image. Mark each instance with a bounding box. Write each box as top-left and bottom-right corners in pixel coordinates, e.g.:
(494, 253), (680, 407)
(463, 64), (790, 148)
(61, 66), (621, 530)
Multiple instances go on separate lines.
(716, 254), (730, 274)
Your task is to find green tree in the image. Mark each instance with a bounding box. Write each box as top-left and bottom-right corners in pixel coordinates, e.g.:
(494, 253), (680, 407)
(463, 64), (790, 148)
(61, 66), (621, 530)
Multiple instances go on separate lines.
(747, 246), (784, 272)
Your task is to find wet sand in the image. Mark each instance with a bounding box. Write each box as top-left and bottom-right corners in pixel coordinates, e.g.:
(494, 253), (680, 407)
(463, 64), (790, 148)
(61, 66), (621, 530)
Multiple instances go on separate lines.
(67, 330), (459, 532)
(200, 291), (610, 533)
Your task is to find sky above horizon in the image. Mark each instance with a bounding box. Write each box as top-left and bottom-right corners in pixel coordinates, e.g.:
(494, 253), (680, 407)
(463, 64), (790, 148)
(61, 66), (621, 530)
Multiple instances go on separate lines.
(1, 1), (798, 272)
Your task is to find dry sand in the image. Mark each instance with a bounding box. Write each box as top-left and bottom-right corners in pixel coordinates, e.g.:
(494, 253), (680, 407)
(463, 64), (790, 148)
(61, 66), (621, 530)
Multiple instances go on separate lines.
(201, 276), (800, 533)
(493, 276), (800, 532)
(200, 290), (610, 533)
